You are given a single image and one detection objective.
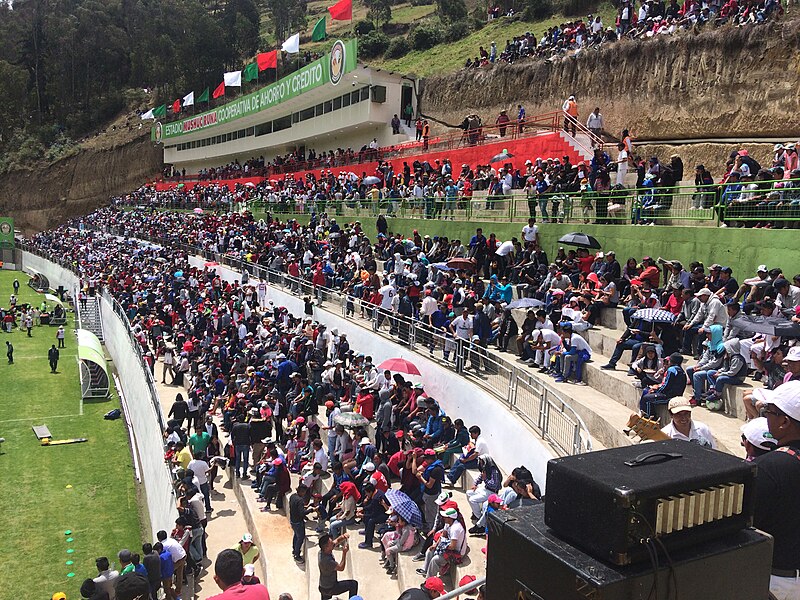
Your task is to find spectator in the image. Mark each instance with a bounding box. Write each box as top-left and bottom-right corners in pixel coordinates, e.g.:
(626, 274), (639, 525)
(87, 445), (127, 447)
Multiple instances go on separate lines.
(210, 549), (270, 598)
(317, 533), (359, 599)
(661, 398), (716, 448)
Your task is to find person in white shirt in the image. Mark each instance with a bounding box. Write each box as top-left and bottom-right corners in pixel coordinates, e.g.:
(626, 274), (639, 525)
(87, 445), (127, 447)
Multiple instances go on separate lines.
(556, 325), (592, 384)
(450, 309), (473, 341)
(586, 107), (604, 144)
(157, 529), (187, 596)
(422, 508), (466, 577)
(522, 218), (539, 246)
(616, 142), (629, 186)
(661, 398), (717, 449)
(527, 328), (562, 369)
(93, 557), (119, 600)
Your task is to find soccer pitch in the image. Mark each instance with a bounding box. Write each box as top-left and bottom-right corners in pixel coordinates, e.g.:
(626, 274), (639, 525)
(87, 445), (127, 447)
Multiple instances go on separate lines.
(0, 270), (143, 599)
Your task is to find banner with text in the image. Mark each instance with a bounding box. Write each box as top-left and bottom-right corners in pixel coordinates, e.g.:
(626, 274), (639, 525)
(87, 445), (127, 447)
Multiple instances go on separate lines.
(0, 217), (14, 249)
(152, 39), (357, 142)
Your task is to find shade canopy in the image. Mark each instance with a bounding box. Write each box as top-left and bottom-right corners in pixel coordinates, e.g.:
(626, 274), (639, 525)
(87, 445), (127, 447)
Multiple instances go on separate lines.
(77, 329), (109, 398)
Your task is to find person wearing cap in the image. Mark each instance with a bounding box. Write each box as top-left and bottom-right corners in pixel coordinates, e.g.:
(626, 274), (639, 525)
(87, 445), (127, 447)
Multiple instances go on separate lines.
(683, 286), (726, 357)
(710, 266), (738, 301)
(231, 533), (260, 568)
(416, 447), (446, 527)
(399, 576), (446, 599)
(741, 417), (777, 461)
(752, 380), (800, 599)
(661, 398), (716, 448)
(639, 353), (687, 418)
(700, 338), (748, 411)
(210, 549), (270, 599)
(774, 277), (800, 311)
(418, 507), (466, 578)
(241, 563), (261, 585)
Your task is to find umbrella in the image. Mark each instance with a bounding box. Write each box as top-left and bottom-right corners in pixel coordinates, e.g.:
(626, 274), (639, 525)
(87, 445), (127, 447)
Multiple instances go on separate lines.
(244, 182), (256, 187)
(193, 207), (204, 215)
(558, 232), (601, 249)
(432, 262), (454, 272)
(363, 176), (381, 185)
(446, 257), (477, 272)
(44, 293), (64, 307)
(176, 183), (185, 188)
(730, 315), (800, 338)
(377, 357), (421, 376)
(385, 490), (424, 528)
(174, 270), (184, 278)
(507, 298), (544, 309)
(632, 308), (677, 324)
(489, 149), (514, 164)
(333, 412), (370, 428)
(204, 261), (219, 268)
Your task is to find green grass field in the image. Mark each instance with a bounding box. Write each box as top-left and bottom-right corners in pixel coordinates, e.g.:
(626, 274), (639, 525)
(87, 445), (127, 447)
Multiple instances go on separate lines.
(0, 271), (143, 600)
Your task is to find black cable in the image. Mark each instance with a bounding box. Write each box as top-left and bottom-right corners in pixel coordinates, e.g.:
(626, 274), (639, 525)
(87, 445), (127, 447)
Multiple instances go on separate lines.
(654, 536), (679, 600)
(643, 537), (658, 600)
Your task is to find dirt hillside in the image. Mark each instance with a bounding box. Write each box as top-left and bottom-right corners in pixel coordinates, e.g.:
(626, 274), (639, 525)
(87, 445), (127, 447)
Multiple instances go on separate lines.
(0, 135), (161, 234)
(422, 21), (800, 148)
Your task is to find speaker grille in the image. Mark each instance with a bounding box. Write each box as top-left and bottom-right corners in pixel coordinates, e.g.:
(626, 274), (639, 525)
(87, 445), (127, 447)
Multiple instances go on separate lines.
(654, 483), (745, 535)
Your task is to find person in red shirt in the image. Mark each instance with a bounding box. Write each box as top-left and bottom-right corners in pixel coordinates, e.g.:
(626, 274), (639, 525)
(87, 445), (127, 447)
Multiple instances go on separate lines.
(663, 287), (685, 316)
(639, 256), (661, 288)
(209, 549), (270, 599)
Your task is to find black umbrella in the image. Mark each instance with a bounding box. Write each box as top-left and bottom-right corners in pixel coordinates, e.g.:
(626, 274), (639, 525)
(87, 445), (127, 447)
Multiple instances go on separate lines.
(558, 232), (602, 250)
(730, 315), (800, 338)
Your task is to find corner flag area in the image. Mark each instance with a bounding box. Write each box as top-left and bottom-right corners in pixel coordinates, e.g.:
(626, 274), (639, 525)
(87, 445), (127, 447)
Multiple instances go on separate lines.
(0, 271), (143, 599)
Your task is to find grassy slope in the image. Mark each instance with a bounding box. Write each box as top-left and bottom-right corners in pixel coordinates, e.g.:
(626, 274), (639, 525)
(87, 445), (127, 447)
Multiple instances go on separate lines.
(373, 2), (618, 76)
(0, 271), (142, 600)
(261, 1), (616, 78)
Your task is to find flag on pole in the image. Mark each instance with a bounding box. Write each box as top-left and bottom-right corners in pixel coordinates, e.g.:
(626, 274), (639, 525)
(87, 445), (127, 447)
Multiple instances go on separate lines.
(224, 70), (242, 87)
(282, 33), (300, 54)
(152, 104), (167, 117)
(182, 91), (194, 107)
(171, 98), (181, 113)
(311, 16), (327, 41)
(140, 109), (154, 120)
(243, 62), (259, 83)
(212, 81), (225, 99)
(197, 87), (210, 103)
(328, 0), (353, 20)
(257, 50), (278, 71)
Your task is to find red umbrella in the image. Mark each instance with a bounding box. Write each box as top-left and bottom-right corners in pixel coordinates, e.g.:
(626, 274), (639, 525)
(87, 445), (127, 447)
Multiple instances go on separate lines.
(377, 357), (421, 376)
(204, 261), (219, 267)
(446, 257), (476, 272)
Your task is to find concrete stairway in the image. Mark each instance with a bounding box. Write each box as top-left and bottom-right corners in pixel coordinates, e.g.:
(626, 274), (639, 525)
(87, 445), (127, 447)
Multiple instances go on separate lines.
(77, 295), (105, 342)
(505, 306), (757, 455)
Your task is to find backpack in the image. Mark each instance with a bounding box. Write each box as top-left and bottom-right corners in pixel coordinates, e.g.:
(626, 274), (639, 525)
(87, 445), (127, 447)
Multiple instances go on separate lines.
(104, 409), (122, 420)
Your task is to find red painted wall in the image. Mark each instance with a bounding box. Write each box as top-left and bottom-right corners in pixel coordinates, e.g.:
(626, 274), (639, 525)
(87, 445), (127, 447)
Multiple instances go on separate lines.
(152, 132), (584, 191)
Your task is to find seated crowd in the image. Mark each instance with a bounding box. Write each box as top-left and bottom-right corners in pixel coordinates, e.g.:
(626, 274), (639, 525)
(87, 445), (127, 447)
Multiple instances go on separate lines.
(466, 0), (782, 68)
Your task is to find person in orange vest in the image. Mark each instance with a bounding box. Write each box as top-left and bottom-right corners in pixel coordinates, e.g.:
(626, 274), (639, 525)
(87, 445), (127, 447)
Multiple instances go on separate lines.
(562, 95), (578, 136)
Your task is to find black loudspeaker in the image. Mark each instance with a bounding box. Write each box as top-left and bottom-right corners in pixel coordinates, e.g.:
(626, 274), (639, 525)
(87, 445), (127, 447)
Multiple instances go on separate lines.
(544, 440), (757, 564)
(486, 504), (772, 600)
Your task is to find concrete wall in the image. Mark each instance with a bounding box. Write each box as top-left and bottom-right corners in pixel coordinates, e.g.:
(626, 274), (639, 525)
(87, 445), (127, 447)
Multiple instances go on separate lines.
(187, 255), (555, 489)
(20, 250), (175, 537)
(273, 215), (795, 284)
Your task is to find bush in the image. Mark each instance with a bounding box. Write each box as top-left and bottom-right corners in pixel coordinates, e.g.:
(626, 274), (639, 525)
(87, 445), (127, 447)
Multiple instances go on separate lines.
(554, 0), (594, 15)
(444, 20), (471, 42)
(385, 36), (412, 58)
(359, 30), (390, 58)
(410, 0), (434, 5)
(409, 22), (443, 50)
(354, 19), (375, 35)
(523, 0), (552, 20)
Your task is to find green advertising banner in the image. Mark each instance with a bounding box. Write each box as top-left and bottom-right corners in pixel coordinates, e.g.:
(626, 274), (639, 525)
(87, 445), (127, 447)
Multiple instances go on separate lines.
(0, 217), (14, 249)
(153, 39), (357, 142)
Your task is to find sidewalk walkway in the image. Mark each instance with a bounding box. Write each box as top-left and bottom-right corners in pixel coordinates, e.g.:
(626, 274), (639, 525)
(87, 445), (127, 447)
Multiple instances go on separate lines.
(155, 377), (265, 600)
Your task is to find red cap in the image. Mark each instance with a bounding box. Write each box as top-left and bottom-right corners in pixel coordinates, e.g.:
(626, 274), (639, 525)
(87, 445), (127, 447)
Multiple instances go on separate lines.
(424, 577), (446, 594)
(459, 575), (477, 587)
(395, 430), (404, 439)
(423, 448), (436, 456)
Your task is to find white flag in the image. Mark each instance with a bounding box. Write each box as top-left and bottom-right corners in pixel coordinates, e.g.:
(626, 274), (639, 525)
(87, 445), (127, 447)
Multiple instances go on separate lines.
(282, 33), (300, 54)
(182, 91), (194, 107)
(140, 109), (154, 120)
(224, 70), (242, 87)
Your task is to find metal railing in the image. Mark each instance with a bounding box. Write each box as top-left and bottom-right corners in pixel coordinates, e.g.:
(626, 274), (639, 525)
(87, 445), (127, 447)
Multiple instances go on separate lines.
(153, 111), (573, 185)
(23, 230), (592, 455)
(127, 233), (592, 455)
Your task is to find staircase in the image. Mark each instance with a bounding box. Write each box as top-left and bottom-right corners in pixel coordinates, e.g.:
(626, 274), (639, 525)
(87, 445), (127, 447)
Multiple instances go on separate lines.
(76, 294), (105, 342)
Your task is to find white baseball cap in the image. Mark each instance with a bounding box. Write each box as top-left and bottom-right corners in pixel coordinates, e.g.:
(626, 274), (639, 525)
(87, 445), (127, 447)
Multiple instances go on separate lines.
(740, 417), (776, 451)
(761, 380), (800, 421)
(757, 264), (768, 273)
(241, 533), (253, 543)
(785, 347), (800, 362)
(244, 564), (256, 577)
(668, 398), (692, 414)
